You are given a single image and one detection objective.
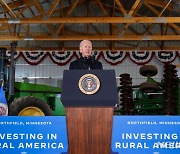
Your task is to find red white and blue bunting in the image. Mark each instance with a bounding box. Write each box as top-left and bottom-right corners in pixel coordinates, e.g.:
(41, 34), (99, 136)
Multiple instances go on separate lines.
(48, 51), (75, 66)
(6, 50), (179, 65)
(155, 51), (177, 63)
(103, 51), (126, 65)
(6, 51), (20, 60)
(21, 51), (47, 65)
(129, 51), (153, 65)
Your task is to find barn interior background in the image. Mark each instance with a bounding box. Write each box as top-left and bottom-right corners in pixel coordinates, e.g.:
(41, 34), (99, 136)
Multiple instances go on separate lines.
(7, 49), (179, 88)
(0, 0), (179, 87)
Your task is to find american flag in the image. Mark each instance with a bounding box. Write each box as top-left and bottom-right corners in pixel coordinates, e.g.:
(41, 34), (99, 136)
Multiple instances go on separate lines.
(0, 86), (8, 116)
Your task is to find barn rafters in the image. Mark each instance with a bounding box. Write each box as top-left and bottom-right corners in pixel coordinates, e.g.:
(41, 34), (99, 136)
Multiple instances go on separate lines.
(0, 0), (179, 51)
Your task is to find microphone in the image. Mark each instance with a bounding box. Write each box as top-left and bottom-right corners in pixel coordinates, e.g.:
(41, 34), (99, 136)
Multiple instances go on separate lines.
(82, 55), (95, 70)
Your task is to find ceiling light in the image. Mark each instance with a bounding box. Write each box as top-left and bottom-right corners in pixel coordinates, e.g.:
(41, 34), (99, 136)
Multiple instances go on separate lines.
(8, 18), (20, 24)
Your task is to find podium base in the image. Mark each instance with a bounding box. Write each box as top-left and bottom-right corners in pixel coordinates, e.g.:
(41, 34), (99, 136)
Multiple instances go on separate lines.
(66, 107), (114, 154)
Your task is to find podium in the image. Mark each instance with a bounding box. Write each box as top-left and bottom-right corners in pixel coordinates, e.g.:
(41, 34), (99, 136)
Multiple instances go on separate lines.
(61, 70), (118, 154)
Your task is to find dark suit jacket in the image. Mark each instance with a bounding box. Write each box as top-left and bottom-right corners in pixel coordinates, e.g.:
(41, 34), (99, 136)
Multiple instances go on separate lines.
(69, 57), (103, 70)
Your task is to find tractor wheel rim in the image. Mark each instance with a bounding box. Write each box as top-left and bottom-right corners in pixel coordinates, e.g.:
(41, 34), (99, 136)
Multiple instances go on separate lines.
(18, 107), (45, 116)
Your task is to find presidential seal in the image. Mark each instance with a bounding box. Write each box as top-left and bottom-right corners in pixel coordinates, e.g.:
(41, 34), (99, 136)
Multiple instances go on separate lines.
(78, 74), (100, 95)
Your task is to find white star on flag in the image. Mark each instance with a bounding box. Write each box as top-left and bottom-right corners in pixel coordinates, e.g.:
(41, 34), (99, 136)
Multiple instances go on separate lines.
(0, 86), (8, 116)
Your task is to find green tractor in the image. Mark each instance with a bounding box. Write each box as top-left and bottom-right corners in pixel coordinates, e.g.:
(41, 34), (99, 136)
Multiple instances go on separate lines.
(0, 45), (65, 116)
(117, 64), (180, 115)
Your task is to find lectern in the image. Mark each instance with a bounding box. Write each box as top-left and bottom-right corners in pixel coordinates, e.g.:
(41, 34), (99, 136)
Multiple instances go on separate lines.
(61, 70), (118, 154)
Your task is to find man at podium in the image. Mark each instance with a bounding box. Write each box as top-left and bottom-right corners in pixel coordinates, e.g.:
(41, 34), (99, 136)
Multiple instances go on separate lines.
(69, 40), (103, 70)
(63, 41), (118, 153)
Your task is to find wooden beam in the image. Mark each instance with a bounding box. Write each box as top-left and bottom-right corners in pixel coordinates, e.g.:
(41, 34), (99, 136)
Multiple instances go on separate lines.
(34, 0), (44, 16)
(95, 0), (120, 33)
(121, 0), (142, 35)
(0, 0), (26, 13)
(0, 24), (9, 31)
(115, 0), (127, 15)
(158, 0), (172, 17)
(0, 35), (179, 41)
(95, 0), (109, 16)
(1, 0), (29, 34)
(2, 17), (180, 24)
(144, 2), (180, 33)
(160, 11), (172, 50)
(0, 31), (177, 36)
(48, 0), (85, 16)
(1, 46), (179, 51)
(143, 0), (172, 36)
(145, 0), (174, 11)
(29, 7), (35, 17)
(1, 0), (17, 17)
(144, 2), (159, 15)
(33, 0), (54, 34)
(136, 0), (172, 48)
(128, 0), (141, 15)
(16, 5), (29, 17)
(47, 0), (61, 16)
(56, 0), (80, 34)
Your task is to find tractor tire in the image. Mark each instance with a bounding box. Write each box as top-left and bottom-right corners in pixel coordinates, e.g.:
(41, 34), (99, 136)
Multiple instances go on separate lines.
(139, 65), (158, 77)
(9, 96), (53, 116)
(163, 64), (178, 115)
(139, 82), (160, 93)
(119, 73), (134, 115)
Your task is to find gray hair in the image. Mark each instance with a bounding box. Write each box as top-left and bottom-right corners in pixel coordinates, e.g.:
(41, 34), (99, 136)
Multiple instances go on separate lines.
(79, 40), (92, 48)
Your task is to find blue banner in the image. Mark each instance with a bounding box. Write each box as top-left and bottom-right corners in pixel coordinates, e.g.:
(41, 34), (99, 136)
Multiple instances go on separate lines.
(0, 116), (68, 154)
(0, 116), (180, 154)
(112, 116), (180, 154)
